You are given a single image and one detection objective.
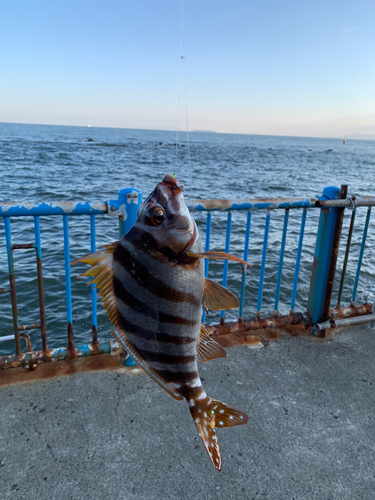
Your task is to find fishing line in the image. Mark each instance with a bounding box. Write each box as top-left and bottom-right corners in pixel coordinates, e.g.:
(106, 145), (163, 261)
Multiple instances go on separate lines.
(213, 363), (225, 394)
(175, 0), (191, 176)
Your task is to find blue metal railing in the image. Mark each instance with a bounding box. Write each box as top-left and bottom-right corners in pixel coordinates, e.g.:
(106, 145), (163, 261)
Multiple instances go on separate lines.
(352, 206), (372, 303)
(1, 187), (374, 368)
(0, 188), (141, 365)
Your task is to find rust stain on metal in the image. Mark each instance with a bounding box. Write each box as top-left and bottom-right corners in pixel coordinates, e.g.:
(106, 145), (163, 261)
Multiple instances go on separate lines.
(8, 269), (21, 356)
(18, 323), (41, 331)
(206, 312), (304, 337)
(188, 197), (317, 212)
(66, 322), (77, 359)
(205, 311), (318, 349)
(212, 325), (316, 350)
(19, 334), (32, 352)
(321, 185), (347, 325)
(90, 325), (99, 354)
(36, 255), (48, 352)
(0, 354), (127, 387)
(330, 302), (373, 319)
(11, 243), (34, 250)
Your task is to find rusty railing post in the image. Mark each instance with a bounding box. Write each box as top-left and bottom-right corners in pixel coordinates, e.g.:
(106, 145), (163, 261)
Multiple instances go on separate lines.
(320, 185), (348, 326)
(306, 186), (342, 327)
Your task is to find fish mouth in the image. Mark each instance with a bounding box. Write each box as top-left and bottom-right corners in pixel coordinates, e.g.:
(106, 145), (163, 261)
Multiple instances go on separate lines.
(176, 224), (191, 232)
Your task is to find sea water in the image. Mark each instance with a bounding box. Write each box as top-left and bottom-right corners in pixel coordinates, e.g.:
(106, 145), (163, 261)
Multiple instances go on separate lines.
(0, 122), (374, 355)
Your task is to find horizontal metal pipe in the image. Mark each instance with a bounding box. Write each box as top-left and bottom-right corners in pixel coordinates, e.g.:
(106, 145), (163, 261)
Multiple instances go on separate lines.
(187, 196), (375, 212)
(0, 200), (108, 217)
(1, 195), (374, 218)
(0, 334), (32, 352)
(206, 312), (304, 336)
(18, 323), (41, 331)
(0, 340), (114, 369)
(188, 197), (317, 212)
(0, 335), (30, 347)
(317, 197), (375, 208)
(317, 314), (374, 331)
(330, 303), (373, 319)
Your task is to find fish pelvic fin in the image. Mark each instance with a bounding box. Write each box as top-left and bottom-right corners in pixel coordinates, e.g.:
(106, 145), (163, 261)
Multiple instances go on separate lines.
(189, 395), (249, 471)
(71, 243), (120, 332)
(185, 250), (252, 267)
(202, 278), (239, 310)
(198, 325), (227, 362)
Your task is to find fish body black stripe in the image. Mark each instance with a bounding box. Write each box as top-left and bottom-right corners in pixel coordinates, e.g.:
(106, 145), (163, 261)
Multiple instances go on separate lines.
(157, 370), (198, 384)
(113, 276), (158, 320)
(156, 333), (196, 346)
(124, 330), (197, 357)
(114, 275), (198, 327)
(119, 314), (197, 350)
(136, 348), (196, 365)
(159, 311), (197, 326)
(179, 385), (203, 400)
(114, 242), (200, 305)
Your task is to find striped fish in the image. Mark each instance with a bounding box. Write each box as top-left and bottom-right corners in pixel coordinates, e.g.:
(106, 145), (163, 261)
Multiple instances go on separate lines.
(73, 174), (249, 471)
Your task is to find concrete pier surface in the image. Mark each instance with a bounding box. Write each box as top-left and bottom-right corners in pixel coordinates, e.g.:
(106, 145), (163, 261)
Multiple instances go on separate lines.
(1, 324), (374, 500)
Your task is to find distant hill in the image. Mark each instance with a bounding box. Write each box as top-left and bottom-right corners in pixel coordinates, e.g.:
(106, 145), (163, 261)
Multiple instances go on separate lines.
(191, 130), (216, 133)
(347, 133), (375, 141)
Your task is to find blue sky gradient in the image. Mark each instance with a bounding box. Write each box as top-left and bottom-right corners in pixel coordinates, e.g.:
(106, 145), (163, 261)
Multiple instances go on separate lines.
(1, 0), (374, 136)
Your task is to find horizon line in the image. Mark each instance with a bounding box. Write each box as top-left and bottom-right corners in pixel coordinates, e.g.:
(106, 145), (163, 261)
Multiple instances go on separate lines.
(1, 121), (373, 142)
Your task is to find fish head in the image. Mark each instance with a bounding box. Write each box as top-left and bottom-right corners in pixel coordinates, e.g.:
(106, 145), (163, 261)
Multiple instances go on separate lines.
(135, 174), (199, 257)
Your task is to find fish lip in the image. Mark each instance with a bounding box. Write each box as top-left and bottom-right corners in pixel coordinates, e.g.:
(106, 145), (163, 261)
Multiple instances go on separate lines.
(176, 224), (190, 231)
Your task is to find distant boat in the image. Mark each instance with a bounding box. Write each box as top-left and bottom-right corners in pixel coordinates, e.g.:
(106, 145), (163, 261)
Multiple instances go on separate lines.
(343, 134), (346, 144)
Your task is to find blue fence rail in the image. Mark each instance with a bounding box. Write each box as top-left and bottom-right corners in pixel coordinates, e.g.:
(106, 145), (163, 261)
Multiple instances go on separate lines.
(1, 186), (374, 369)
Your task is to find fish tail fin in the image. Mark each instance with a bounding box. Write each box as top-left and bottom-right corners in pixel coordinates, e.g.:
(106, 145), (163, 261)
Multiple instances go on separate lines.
(211, 399), (249, 428)
(189, 397), (222, 471)
(189, 396), (249, 471)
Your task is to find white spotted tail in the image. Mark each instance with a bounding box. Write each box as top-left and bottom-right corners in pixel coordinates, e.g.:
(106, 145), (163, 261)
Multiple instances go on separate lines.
(189, 392), (249, 471)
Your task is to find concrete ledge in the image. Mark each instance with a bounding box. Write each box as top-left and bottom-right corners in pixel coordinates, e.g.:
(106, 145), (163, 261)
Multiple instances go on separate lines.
(0, 324), (374, 499)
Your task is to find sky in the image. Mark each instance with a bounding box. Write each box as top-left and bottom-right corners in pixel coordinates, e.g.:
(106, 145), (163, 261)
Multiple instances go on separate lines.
(1, 0), (374, 137)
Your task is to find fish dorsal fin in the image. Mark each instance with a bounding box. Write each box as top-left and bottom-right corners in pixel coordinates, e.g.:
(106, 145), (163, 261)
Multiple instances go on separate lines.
(72, 243), (120, 332)
(185, 250), (252, 267)
(202, 278), (239, 310)
(72, 246), (183, 402)
(113, 329), (183, 401)
(198, 325), (227, 362)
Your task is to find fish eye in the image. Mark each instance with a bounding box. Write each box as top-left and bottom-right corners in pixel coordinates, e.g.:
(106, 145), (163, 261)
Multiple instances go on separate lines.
(146, 206), (165, 226)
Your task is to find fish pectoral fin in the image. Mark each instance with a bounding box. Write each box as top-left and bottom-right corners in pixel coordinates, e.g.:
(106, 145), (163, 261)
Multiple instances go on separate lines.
(212, 399), (249, 428)
(185, 250), (252, 267)
(198, 325), (227, 362)
(111, 330), (183, 401)
(202, 278), (239, 310)
(71, 243), (120, 331)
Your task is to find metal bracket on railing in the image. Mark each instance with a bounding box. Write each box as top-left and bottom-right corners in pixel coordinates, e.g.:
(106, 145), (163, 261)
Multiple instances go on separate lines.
(107, 190), (142, 218)
(348, 195), (357, 211)
(107, 201), (126, 217)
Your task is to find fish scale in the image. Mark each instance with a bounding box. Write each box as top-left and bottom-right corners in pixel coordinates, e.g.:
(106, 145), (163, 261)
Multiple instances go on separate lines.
(73, 173), (250, 471)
